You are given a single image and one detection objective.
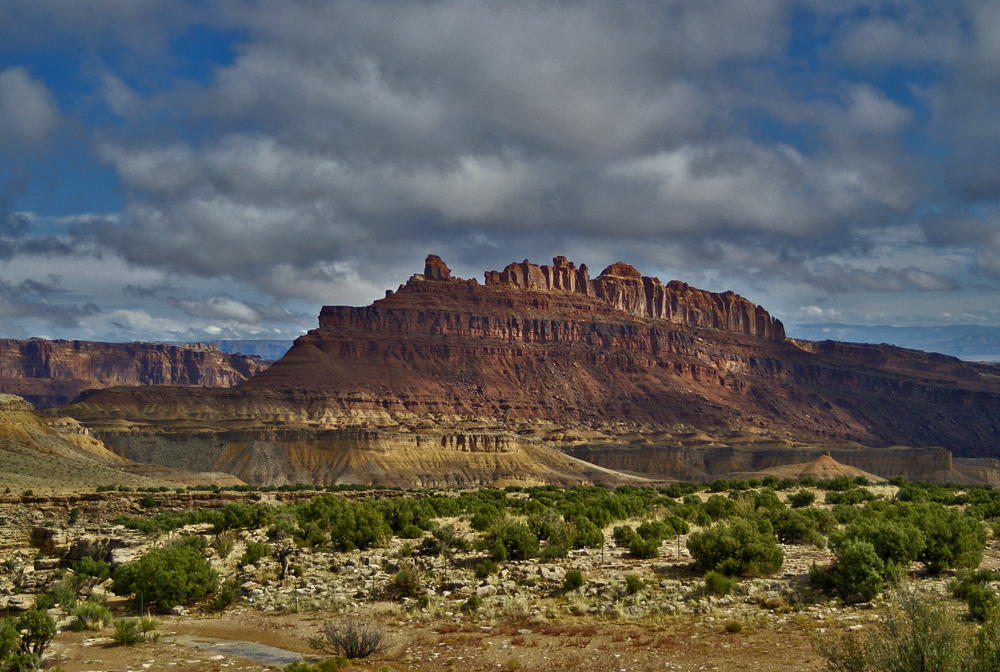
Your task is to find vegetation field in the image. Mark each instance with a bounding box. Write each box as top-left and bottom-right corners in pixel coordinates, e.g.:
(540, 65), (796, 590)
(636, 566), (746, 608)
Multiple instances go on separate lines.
(5, 476), (1000, 671)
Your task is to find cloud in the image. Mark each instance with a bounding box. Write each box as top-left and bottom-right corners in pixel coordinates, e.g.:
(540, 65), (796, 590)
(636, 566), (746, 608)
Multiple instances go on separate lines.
(0, 277), (100, 328)
(0, 67), (60, 150)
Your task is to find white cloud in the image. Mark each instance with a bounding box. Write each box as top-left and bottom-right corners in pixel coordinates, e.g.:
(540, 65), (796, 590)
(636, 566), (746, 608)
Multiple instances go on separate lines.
(0, 67), (60, 149)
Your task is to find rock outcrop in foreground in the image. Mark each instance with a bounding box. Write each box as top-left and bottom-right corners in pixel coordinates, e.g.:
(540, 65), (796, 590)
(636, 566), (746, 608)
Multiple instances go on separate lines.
(61, 255), (1000, 487)
(0, 339), (268, 408)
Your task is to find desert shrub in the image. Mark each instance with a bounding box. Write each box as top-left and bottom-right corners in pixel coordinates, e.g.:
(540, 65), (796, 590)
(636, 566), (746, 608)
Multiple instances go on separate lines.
(139, 495), (156, 509)
(777, 478), (799, 490)
(283, 659), (348, 672)
(379, 498), (436, 535)
(825, 489), (876, 506)
(266, 518), (297, 541)
(420, 523), (469, 556)
(703, 495), (736, 520)
(788, 490), (816, 508)
(703, 571), (738, 596)
(111, 619), (143, 646)
(612, 526), (639, 547)
(462, 593), (483, 612)
(70, 602), (113, 631)
(482, 521), (539, 562)
(687, 518), (783, 577)
(72, 556), (110, 582)
(820, 476), (858, 492)
(68, 508), (81, 525)
(539, 543), (567, 561)
(664, 515), (690, 536)
(811, 539), (885, 602)
(470, 505), (504, 532)
(310, 619), (390, 659)
(474, 560), (499, 579)
(917, 506), (988, 573)
(839, 515), (925, 568)
(392, 564), (422, 598)
(950, 570), (1000, 622)
(629, 538), (660, 559)
(771, 509), (825, 547)
(210, 578), (237, 613)
(399, 524), (423, 539)
(817, 590), (986, 672)
(708, 479), (729, 493)
(624, 573), (645, 595)
(294, 497), (391, 551)
(563, 569), (585, 591)
(636, 519), (673, 542)
(966, 584), (999, 623)
(725, 620), (743, 634)
(211, 503), (276, 532)
(112, 540), (219, 611)
(241, 541), (270, 567)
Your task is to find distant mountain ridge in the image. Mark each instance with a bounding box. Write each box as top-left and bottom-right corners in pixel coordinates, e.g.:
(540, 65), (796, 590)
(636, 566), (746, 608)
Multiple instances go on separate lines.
(787, 323), (1000, 362)
(0, 338), (268, 408)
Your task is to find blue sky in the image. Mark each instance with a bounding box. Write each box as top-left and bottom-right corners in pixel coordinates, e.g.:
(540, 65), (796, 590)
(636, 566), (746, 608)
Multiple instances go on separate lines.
(1, 0), (999, 345)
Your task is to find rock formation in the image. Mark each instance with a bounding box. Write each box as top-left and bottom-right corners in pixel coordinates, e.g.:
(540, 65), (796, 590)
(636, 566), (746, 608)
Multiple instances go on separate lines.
(58, 255), (1000, 486)
(0, 339), (268, 408)
(482, 256), (784, 340)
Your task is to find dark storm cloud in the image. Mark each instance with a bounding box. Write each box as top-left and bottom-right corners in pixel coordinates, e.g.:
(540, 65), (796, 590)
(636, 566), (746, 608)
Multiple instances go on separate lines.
(0, 278), (100, 328)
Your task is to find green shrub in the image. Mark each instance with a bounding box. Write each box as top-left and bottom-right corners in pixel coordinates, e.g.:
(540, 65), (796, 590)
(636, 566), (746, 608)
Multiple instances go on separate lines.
(825, 489), (876, 506)
(68, 508), (81, 525)
(636, 519), (673, 542)
(482, 522), (539, 562)
(629, 538), (660, 559)
(725, 620), (743, 634)
(210, 579), (237, 614)
(139, 495), (156, 509)
(917, 507), (987, 573)
(241, 541), (270, 567)
(687, 519), (783, 577)
(70, 602), (113, 631)
(392, 565), (422, 598)
(112, 541), (219, 611)
(475, 560), (499, 579)
(563, 569), (585, 591)
(966, 584), (999, 622)
(612, 525), (639, 547)
(72, 556), (110, 582)
(703, 571), (738, 596)
(811, 539), (885, 602)
(788, 490), (816, 508)
(112, 619), (143, 646)
(624, 573), (645, 595)
(462, 594), (483, 612)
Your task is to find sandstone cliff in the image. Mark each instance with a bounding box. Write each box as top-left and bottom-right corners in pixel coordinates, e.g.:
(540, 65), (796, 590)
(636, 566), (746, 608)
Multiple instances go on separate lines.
(59, 255), (1000, 486)
(0, 339), (268, 408)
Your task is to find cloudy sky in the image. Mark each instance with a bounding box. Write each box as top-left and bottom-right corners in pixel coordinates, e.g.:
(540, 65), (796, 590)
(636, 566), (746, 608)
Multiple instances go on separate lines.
(1, 0), (999, 344)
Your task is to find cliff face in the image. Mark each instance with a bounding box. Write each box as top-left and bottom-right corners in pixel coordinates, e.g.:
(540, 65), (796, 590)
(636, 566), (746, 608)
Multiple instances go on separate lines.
(58, 255), (1000, 486)
(0, 339), (268, 408)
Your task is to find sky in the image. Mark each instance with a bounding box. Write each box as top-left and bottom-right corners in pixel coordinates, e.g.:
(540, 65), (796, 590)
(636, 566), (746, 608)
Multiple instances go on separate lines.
(1, 0), (1000, 345)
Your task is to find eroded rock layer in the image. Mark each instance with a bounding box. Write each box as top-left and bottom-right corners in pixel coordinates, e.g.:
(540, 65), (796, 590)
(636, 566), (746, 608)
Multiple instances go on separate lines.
(60, 255), (1000, 486)
(0, 339), (268, 408)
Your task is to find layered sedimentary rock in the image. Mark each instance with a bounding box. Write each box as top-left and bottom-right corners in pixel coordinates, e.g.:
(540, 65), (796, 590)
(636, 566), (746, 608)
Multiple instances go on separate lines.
(60, 255), (1000, 486)
(0, 339), (268, 408)
(482, 256), (784, 340)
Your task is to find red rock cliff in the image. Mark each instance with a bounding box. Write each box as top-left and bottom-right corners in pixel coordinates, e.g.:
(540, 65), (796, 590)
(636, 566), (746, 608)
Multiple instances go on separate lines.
(480, 256), (784, 341)
(0, 339), (268, 408)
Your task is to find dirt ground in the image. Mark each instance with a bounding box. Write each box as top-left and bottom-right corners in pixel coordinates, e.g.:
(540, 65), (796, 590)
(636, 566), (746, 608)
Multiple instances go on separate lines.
(41, 598), (843, 672)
